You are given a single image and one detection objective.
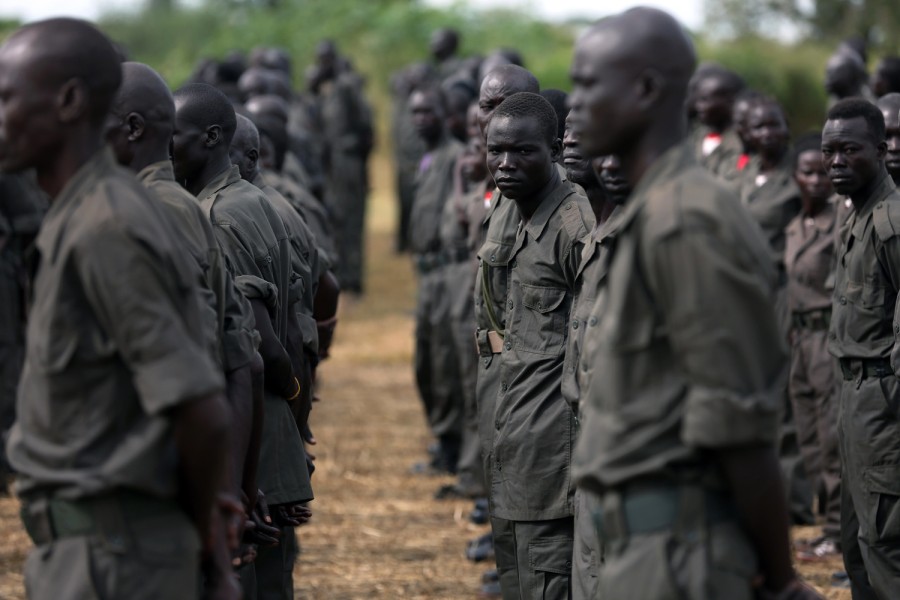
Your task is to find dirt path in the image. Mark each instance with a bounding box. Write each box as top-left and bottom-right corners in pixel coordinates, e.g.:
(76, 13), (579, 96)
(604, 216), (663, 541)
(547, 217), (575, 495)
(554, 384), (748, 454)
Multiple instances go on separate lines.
(0, 156), (850, 599)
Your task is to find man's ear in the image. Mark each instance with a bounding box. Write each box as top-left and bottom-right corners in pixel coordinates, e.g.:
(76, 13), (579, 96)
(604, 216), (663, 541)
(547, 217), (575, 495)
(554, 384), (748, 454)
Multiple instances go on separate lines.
(205, 124), (223, 148)
(877, 140), (888, 160)
(248, 147), (259, 171)
(549, 137), (562, 164)
(634, 67), (664, 112)
(57, 78), (87, 124)
(126, 112), (145, 142)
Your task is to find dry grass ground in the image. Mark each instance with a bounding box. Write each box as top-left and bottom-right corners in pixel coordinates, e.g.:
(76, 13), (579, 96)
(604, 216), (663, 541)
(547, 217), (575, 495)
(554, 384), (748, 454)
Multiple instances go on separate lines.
(0, 153), (850, 599)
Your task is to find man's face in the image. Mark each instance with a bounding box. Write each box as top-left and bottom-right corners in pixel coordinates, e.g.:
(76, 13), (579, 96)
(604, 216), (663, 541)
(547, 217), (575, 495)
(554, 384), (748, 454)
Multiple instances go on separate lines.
(881, 104), (900, 181)
(733, 98), (754, 147)
(460, 136), (487, 183)
(409, 90), (443, 142)
(821, 116), (886, 197)
(171, 101), (209, 185)
(793, 149), (832, 204)
(825, 55), (860, 97)
(872, 63), (891, 98)
(477, 75), (515, 136)
(596, 154), (630, 204)
(486, 114), (558, 200)
(562, 117), (592, 188)
(229, 134), (256, 182)
(693, 76), (733, 130)
(747, 103), (789, 158)
(0, 36), (61, 173)
(568, 30), (639, 159)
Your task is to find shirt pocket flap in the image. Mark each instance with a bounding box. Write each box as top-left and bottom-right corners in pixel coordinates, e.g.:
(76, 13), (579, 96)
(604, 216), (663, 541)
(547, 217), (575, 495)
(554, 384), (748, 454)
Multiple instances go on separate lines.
(479, 240), (513, 267)
(521, 284), (567, 314)
(864, 465), (900, 495)
(528, 538), (573, 575)
(845, 279), (886, 308)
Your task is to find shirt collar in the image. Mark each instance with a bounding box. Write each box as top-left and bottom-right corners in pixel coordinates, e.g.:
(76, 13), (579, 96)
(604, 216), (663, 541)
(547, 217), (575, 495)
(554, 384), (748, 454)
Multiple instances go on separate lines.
(521, 169), (572, 240)
(136, 160), (177, 186)
(851, 170), (896, 239)
(197, 165), (242, 203)
(614, 141), (696, 231)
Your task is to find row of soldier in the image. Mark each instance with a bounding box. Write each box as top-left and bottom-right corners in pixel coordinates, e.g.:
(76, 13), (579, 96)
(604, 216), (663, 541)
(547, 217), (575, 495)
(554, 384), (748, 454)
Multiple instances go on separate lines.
(0, 17), (380, 600)
(395, 13), (900, 600)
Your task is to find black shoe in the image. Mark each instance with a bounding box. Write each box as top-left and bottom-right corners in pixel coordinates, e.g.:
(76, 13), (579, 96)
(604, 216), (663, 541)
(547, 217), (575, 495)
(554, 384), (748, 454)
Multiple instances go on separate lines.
(470, 497), (489, 524)
(466, 533), (494, 563)
(482, 569), (499, 584)
(479, 579), (502, 598)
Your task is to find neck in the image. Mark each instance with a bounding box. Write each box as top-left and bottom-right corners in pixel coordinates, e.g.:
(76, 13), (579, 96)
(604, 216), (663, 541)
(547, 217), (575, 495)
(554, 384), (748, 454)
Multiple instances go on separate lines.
(423, 130), (444, 152)
(583, 183), (614, 224)
(187, 153), (232, 196)
(850, 168), (887, 210)
(759, 147), (786, 172)
(129, 141), (170, 175)
(890, 171), (900, 187)
(38, 129), (105, 200)
(515, 168), (559, 222)
(801, 196), (827, 217)
(621, 116), (686, 195)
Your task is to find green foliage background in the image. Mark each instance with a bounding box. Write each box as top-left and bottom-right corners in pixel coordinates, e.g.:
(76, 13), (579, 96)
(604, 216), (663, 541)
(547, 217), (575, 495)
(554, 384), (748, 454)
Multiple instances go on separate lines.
(0, 0), (845, 138)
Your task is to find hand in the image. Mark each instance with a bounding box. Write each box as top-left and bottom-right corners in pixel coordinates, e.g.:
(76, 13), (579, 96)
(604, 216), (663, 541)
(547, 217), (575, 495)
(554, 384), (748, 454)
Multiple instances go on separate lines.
(758, 578), (824, 600)
(216, 492), (246, 552)
(275, 503), (312, 527)
(243, 491), (280, 546)
(202, 570), (242, 600)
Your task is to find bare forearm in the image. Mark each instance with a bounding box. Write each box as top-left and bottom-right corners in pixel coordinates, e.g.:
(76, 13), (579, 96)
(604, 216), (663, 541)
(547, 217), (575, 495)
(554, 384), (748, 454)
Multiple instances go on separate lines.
(174, 393), (232, 545)
(717, 445), (795, 592)
(242, 353), (265, 508)
(249, 298), (295, 396)
(224, 364), (253, 495)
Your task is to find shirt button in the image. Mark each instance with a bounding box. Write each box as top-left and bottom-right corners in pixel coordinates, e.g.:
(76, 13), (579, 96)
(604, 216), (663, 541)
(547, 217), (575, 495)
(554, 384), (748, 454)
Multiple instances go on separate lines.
(566, 203), (572, 210)
(511, 259), (517, 268)
(501, 382), (508, 391)
(495, 419), (501, 430)
(490, 254), (496, 261)
(840, 296), (847, 305)
(572, 320), (579, 330)
(566, 561), (572, 569)
(589, 317), (598, 326)
(508, 300), (513, 309)
(483, 357), (490, 366)
(505, 341), (512, 351)
(895, 324), (899, 333)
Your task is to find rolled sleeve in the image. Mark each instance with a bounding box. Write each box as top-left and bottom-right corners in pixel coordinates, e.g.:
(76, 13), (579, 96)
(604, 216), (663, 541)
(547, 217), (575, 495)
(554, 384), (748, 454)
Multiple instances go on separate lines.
(650, 226), (786, 449)
(77, 226), (224, 415)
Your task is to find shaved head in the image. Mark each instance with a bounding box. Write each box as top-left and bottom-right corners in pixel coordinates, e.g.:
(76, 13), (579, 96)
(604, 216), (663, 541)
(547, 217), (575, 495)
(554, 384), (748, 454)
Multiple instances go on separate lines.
(111, 62), (175, 129)
(230, 114), (260, 181)
(174, 83), (237, 145)
(878, 93), (900, 183)
(3, 18), (122, 126)
(477, 64), (540, 135)
(568, 7), (696, 160)
(245, 94), (290, 126)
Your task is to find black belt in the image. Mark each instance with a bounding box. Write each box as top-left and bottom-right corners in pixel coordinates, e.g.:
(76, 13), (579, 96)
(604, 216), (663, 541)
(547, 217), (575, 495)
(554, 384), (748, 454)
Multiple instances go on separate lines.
(592, 483), (735, 545)
(20, 490), (180, 546)
(413, 252), (446, 275)
(839, 357), (893, 381)
(443, 246), (472, 264)
(791, 309), (831, 331)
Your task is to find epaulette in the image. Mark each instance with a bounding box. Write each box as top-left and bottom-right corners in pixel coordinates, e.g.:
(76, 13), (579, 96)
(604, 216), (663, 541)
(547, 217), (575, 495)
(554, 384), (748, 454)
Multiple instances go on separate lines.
(873, 198), (900, 243)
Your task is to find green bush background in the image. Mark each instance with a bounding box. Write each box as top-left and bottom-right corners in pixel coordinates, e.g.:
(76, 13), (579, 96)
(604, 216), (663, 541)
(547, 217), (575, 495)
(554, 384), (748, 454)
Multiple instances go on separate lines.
(0, 0), (853, 140)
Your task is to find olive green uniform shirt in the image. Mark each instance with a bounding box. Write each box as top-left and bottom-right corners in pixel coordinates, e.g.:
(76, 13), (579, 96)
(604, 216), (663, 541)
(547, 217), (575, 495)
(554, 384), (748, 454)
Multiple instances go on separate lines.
(7, 149), (224, 501)
(573, 144), (786, 494)
(197, 165), (312, 506)
(252, 172), (321, 356)
(734, 154), (802, 271)
(138, 161), (258, 371)
(410, 134), (464, 256)
(829, 172), (900, 363)
(784, 201), (838, 314)
(484, 173), (593, 521)
(689, 125), (744, 181)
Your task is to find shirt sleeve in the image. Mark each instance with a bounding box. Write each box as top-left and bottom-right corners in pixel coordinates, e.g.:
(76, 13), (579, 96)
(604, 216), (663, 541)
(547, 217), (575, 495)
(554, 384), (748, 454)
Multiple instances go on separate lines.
(648, 222), (785, 449)
(220, 262), (261, 372)
(76, 225), (224, 416)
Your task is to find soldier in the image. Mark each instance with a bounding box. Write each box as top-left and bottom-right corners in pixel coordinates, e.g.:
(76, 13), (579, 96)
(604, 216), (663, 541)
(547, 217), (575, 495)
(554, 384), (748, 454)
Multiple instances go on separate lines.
(569, 8), (821, 599)
(877, 93), (900, 186)
(824, 98), (900, 600)
(172, 83), (311, 600)
(479, 91), (593, 599)
(727, 89), (764, 180)
(825, 49), (872, 106)
(407, 85), (465, 474)
(783, 133), (841, 562)
(0, 18), (239, 600)
(871, 56), (900, 98)
(106, 62), (262, 553)
(311, 40), (371, 294)
(0, 173), (45, 494)
(688, 65), (745, 178)
(561, 112), (628, 600)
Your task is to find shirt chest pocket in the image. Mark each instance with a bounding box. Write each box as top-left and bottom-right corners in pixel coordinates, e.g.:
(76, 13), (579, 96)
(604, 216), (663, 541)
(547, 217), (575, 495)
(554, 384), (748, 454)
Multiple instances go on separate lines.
(844, 279), (887, 310)
(514, 283), (569, 356)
